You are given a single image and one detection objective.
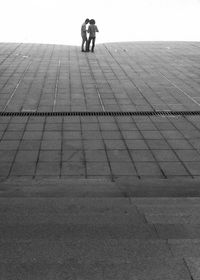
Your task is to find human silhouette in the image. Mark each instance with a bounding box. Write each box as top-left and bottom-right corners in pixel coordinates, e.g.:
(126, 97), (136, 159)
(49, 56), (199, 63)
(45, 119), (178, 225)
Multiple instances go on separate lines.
(81, 18), (90, 52)
(87, 19), (99, 52)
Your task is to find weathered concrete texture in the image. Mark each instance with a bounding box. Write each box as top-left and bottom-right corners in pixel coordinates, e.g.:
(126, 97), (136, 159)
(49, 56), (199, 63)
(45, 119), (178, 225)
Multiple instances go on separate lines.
(0, 42), (200, 112)
(1, 41), (200, 278)
(0, 42), (200, 181)
(0, 114), (200, 180)
(1, 179), (200, 278)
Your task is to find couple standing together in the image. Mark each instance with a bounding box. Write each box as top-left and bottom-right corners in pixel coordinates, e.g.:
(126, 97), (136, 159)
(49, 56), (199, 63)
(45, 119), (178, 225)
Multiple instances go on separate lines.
(81, 18), (99, 52)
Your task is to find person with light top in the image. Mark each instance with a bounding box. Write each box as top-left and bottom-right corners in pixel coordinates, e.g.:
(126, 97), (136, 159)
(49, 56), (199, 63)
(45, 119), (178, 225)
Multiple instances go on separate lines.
(81, 18), (90, 52)
(87, 19), (99, 52)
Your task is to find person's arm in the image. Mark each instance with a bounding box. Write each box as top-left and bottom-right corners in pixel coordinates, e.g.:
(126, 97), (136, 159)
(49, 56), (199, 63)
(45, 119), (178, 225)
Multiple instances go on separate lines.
(95, 26), (99, 32)
(81, 24), (86, 33)
(87, 26), (90, 33)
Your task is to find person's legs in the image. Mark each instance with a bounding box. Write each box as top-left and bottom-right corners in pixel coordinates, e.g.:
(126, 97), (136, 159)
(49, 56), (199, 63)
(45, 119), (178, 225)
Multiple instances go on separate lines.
(91, 37), (96, 52)
(81, 35), (87, 51)
(87, 37), (92, 51)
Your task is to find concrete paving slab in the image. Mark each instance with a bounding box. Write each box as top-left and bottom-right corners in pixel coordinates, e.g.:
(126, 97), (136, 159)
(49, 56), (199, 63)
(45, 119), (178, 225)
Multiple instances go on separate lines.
(0, 239), (171, 263)
(0, 258), (191, 280)
(1, 42), (200, 277)
(184, 258), (200, 280)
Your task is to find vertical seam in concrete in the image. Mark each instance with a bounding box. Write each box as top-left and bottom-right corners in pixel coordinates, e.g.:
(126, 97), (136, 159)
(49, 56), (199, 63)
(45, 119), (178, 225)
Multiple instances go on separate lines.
(133, 116), (167, 179)
(183, 258), (195, 280)
(104, 44), (156, 111)
(80, 117), (87, 179)
(159, 72), (200, 108)
(33, 116), (46, 179)
(162, 115), (195, 179)
(6, 115), (30, 178)
(97, 116), (114, 182)
(114, 116), (141, 179)
(84, 52), (106, 112)
(77, 48), (88, 111)
(53, 59), (61, 112)
(2, 61), (32, 112)
(59, 116), (64, 178)
(20, 44), (43, 112)
(37, 44), (55, 112)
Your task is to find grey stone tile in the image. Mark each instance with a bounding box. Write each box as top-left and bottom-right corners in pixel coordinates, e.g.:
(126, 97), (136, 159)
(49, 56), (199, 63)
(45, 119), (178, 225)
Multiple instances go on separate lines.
(19, 140), (41, 150)
(0, 162), (12, 176)
(167, 139), (193, 149)
(62, 150), (84, 162)
(0, 150), (16, 162)
(155, 224), (200, 239)
(83, 140), (104, 150)
(105, 139), (126, 150)
(176, 150), (200, 162)
(135, 162), (163, 176)
(101, 131), (121, 139)
(126, 140), (148, 149)
(7, 123), (26, 131)
(85, 150), (107, 162)
(36, 162), (60, 176)
(159, 162), (189, 176)
(184, 257), (200, 280)
(43, 131), (62, 140)
(152, 150), (179, 162)
(110, 162), (136, 175)
(184, 162), (200, 175)
(23, 131), (43, 140)
(130, 150), (155, 162)
(10, 162), (36, 176)
(82, 123), (99, 131)
(118, 122), (138, 130)
(41, 140), (62, 150)
(39, 151), (61, 162)
(147, 140), (171, 150)
(87, 162), (111, 175)
(161, 130), (184, 139)
(0, 140), (20, 150)
(141, 131), (163, 139)
(168, 240), (200, 257)
(99, 123), (118, 130)
(122, 130), (143, 139)
(107, 150), (132, 162)
(82, 131), (102, 140)
(62, 162), (85, 176)
(26, 123), (44, 131)
(15, 151), (39, 162)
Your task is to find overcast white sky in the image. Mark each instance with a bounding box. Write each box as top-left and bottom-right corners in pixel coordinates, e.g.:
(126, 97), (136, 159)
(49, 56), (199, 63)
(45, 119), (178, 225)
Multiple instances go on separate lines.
(0, 0), (200, 45)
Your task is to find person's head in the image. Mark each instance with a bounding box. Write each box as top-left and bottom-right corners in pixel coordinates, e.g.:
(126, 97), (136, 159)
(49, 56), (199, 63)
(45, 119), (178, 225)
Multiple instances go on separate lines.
(90, 19), (95, 24)
(85, 18), (90, 24)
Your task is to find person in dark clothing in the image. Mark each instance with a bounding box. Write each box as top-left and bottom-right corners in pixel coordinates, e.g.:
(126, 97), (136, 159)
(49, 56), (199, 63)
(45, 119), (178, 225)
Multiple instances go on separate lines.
(81, 18), (90, 52)
(87, 19), (99, 52)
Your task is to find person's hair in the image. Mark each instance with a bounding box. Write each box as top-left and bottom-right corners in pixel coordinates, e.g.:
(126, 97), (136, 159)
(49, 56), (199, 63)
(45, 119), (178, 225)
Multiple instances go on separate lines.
(85, 18), (90, 23)
(90, 19), (95, 24)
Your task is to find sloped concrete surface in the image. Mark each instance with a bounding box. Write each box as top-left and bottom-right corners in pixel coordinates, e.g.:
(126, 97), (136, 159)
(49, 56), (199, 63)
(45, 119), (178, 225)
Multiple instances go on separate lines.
(0, 178), (199, 278)
(1, 41), (200, 278)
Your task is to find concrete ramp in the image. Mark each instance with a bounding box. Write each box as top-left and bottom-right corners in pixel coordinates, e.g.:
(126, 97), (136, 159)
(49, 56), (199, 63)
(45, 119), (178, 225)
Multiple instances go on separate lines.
(0, 178), (200, 279)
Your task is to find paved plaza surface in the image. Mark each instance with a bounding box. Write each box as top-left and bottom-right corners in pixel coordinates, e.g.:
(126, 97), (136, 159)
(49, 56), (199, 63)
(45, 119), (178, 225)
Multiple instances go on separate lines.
(0, 41), (200, 112)
(0, 41), (200, 181)
(1, 41), (200, 279)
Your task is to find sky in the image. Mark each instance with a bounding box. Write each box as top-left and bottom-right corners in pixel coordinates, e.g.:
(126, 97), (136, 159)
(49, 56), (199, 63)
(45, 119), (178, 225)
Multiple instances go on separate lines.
(0, 0), (200, 45)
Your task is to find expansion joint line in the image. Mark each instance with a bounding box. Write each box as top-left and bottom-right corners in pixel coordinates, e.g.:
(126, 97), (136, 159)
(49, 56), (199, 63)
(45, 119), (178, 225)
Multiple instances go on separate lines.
(103, 44), (156, 112)
(158, 71), (200, 108)
(2, 61), (32, 112)
(95, 85), (106, 112)
(84, 53), (106, 112)
(53, 59), (61, 112)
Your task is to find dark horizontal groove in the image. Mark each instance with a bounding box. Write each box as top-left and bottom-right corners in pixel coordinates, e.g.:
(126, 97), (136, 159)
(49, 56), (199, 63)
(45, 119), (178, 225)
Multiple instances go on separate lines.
(0, 111), (200, 117)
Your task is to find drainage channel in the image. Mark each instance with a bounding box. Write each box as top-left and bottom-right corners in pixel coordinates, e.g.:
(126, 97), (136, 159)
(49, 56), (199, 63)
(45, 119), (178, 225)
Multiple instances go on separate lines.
(0, 111), (200, 117)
